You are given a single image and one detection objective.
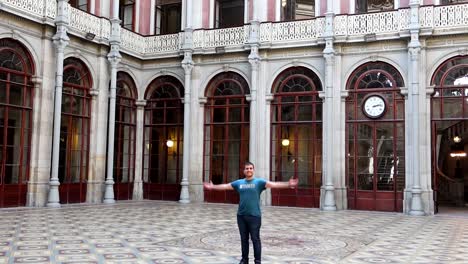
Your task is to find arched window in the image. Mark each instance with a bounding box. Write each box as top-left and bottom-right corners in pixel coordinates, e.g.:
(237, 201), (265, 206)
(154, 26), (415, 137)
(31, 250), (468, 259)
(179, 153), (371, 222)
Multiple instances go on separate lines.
(0, 38), (35, 207)
(430, 56), (468, 213)
(271, 67), (322, 207)
(346, 61), (405, 212)
(59, 57), (92, 204)
(203, 72), (250, 204)
(143, 76), (184, 200)
(114, 72), (137, 200)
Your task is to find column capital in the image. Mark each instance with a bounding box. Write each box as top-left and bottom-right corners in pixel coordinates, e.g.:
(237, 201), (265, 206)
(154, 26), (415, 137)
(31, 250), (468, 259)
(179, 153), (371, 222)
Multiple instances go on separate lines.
(31, 76), (43, 86)
(89, 88), (99, 96)
(199, 96), (207, 105)
(181, 51), (194, 73)
(135, 99), (147, 107)
(400, 87), (409, 98)
(248, 45), (261, 70)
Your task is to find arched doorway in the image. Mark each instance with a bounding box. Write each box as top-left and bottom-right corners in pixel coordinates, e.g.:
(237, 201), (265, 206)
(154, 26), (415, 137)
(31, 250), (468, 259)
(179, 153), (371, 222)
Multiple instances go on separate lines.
(143, 75), (184, 200)
(431, 56), (468, 212)
(0, 38), (35, 207)
(59, 57), (92, 204)
(270, 67), (322, 207)
(113, 72), (137, 200)
(346, 61), (405, 212)
(203, 72), (250, 204)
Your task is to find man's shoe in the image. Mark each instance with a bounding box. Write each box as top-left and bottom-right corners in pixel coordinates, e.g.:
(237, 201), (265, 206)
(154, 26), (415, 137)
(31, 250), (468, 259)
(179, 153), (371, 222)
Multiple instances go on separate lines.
(254, 260), (261, 264)
(239, 259), (248, 264)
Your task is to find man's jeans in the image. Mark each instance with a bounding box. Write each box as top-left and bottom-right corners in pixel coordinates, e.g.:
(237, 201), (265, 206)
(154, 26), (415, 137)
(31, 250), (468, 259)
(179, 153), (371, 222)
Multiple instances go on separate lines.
(237, 214), (262, 263)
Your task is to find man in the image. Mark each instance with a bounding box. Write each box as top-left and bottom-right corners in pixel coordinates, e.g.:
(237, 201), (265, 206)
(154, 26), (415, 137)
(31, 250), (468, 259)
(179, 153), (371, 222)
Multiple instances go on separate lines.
(203, 161), (298, 264)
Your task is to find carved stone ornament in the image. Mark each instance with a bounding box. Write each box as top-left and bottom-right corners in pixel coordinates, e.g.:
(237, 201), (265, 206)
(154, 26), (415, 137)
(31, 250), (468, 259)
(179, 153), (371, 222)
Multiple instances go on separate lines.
(223, 64), (230, 72)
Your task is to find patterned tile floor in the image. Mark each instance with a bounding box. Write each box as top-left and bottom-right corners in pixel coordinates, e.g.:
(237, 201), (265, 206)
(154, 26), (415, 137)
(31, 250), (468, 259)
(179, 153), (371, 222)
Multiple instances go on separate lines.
(0, 201), (467, 264)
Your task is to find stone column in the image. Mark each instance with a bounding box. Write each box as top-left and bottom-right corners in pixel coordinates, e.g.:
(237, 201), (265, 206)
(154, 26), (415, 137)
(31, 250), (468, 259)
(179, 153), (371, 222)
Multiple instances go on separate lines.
(407, 0), (425, 216)
(103, 12), (122, 203)
(320, 5), (337, 211)
(47, 0), (70, 208)
(248, 16), (261, 165)
(133, 100), (146, 200)
(180, 50), (193, 203)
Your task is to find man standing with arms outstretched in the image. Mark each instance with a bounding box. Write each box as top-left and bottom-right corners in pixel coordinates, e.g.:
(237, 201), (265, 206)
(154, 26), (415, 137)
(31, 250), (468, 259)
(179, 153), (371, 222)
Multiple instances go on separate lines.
(203, 161), (299, 264)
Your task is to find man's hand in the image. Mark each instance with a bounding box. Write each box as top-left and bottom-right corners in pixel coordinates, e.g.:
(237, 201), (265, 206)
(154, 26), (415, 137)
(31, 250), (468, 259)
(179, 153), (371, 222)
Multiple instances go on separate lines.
(288, 177), (298, 189)
(203, 181), (214, 190)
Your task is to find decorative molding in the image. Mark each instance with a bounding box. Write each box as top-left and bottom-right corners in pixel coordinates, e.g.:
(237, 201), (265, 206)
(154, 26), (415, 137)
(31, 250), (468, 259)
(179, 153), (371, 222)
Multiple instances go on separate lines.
(135, 99), (147, 107)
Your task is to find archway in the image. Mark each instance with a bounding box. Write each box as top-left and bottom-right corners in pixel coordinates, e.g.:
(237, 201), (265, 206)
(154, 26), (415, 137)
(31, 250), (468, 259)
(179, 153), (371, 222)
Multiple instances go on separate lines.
(345, 61), (405, 212)
(0, 38), (35, 207)
(203, 71), (250, 204)
(431, 56), (468, 213)
(270, 66), (323, 207)
(113, 71), (137, 200)
(143, 75), (184, 200)
(59, 57), (92, 204)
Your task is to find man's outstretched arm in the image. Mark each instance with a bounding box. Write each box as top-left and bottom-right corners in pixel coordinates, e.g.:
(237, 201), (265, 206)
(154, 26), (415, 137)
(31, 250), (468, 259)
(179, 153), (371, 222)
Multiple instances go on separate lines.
(203, 181), (234, 191)
(266, 177), (298, 189)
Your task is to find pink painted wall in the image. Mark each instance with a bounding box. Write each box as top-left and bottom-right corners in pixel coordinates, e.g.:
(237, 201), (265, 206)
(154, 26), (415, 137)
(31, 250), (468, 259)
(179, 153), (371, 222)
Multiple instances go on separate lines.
(95, 0), (101, 16)
(203, 0), (210, 28)
(268, 0), (275, 21)
(399, 0), (410, 8)
(320, 0), (326, 16)
(249, 0), (253, 21)
(424, 0), (435, 4)
(139, 0), (152, 35)
(110, 0), (116, 18)
(341, 0), (350, 14)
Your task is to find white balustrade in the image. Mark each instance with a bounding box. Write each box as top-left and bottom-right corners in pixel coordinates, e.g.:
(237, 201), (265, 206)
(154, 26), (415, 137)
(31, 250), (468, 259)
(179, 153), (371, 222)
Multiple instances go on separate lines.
(433, 3), (468, 28)
(2, 0), (468, 56)
(145, 33), (180, 53)
(269, 19), (319, 42)
(4, 0), (45, 19)
(193, 26), (246, 49)
(419, 6), (434, 28)
(334, 15), (348, 36)
(45, 0), (57, 19)
(120, 28), (146, 54)
(69, 7), (102, 39)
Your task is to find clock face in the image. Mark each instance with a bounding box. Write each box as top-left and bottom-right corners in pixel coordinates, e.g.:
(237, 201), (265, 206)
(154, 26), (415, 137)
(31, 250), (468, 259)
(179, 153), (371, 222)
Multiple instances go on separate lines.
(363, 95), (386, 118)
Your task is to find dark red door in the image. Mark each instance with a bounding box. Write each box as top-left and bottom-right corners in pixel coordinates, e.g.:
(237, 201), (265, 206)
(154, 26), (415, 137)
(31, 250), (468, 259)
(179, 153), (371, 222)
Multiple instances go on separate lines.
(113, 72), (137, 200)
(430, 56), (468, 212)
(346, 62), (405, 212)
(203, 72), (250, 204)
(59, 58), (92, 204)
(0, 38), (35, 207)
(270, 67), (322, 207)
(143, 76), (184, 201)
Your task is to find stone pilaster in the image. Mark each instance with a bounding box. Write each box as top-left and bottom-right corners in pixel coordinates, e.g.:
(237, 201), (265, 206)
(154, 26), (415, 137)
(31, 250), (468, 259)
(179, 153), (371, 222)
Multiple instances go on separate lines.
(133, 100), (146, 200)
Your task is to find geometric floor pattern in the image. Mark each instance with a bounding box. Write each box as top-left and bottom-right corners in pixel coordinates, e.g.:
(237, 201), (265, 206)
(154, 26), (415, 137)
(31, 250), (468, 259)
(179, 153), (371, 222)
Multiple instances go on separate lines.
(0, 201), (467, 264)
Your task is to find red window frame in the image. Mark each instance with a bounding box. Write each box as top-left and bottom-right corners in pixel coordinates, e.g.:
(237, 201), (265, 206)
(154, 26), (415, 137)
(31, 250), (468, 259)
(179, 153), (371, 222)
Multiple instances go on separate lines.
(143, 75), (184, 200)
(345, 61), (405, 212)
(203, 72), (250, 204)
(120, 0), (136, 31)
(0, 38), (35, 207)
(59, 57), (92, 204)
(114, 72), (137, 200)
(430, 56), (468, 213)
(270, 66), (323, 208)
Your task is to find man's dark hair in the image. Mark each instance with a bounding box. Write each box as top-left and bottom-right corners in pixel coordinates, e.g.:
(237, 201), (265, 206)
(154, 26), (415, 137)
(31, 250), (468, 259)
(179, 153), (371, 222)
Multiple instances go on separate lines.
(244, 161), (255, 168)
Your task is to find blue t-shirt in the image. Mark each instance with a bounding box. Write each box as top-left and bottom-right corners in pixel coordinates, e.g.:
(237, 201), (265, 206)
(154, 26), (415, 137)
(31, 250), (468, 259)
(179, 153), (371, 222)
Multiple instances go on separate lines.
(231, 177), (267, 217)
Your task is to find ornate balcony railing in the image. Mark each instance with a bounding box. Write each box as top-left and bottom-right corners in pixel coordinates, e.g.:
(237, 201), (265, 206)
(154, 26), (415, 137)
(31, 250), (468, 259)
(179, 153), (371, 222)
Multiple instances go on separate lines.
(2, 0), (56, 22)
(193, 26), (248, 49)
(2, 1), (468, 57)
(69, 7), (110, 42)
(259, 18), (325, 45)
